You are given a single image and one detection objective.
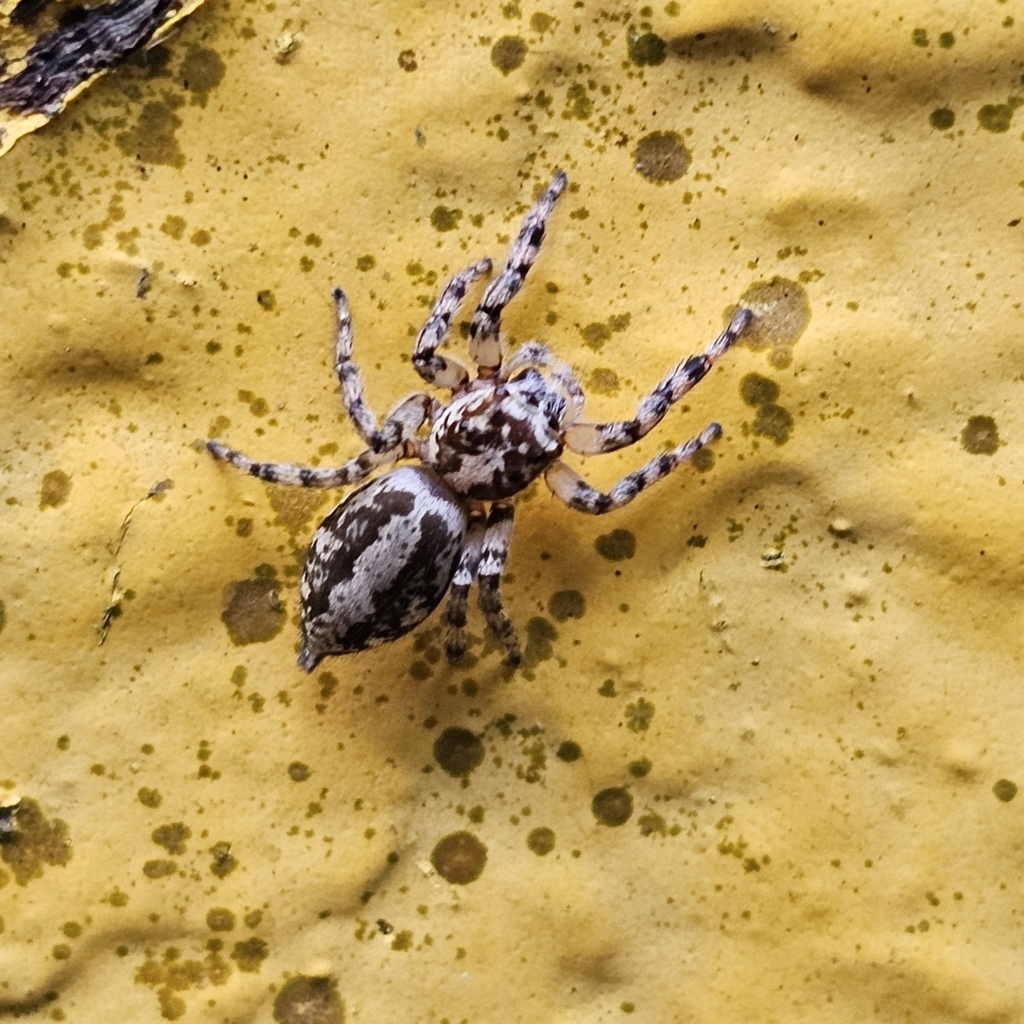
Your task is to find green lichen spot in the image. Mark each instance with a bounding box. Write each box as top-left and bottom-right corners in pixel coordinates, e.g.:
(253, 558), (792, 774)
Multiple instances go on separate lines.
(142, 859), (177, 879)
(993, 778), (1018, 802)
(209, 841), (238, 879)
(206, 908), (236, 932)
(62, 920), (82, 939)
(57, 734), (69, 751)
(530, 12), (554, 33)
(563, 82), (592, 120)
(599, 679), (617, 697)
(0, 798), (72, 886)
(160, 215), (187, 240)
(628, 31), (667, 66)
(740, 373), (780, 407)
(634, 131), (690, 183)
(595, 528), (636, 561)
(52, 943), (72, 960)
(491, 36), (528, 75)
(930, 108), (955, 130)
(430, 206), (462, 232)
(221, 576), (285, 646)
(548, 589), (585, 621)
(273, 975), (344, 1024)
(151, 823), (192, 856)
(911, 28), (928, 46)
(257, 290), (276, 311)
(181, 47), (226, 93)
(190, 229), (211, 246)
(938, 31), (955, 48)
(269, 487), (329, 535)
(300, 256), (315, 272)
(581, 322), (611, 350)
(288, 762), (311, 782)
(628, 758), (652, 778)
(527, 826), (556, 855)
(82, 223), (104, 250)
(738, 277), (811, 355)
(431, 831), (487, 884)
(753, 403), (794, 445)
(588, 367), (620, 395)
(39, 470), (71, 510)
(137, 787), (162, 808)
(390, 930), (413, 951)
(523, 616), (558, 667)
(434, 727), (484, 777)
(115, 102), (185, 168)
(592, 787), (633, 826)
(556, 740), (582, 762)
(978, 101), (1020, 133)
(356, 255), (376, 271)
(231, 937), (268, 973)
(961, 415), (1000, 455)
(625, 697), (654, 733)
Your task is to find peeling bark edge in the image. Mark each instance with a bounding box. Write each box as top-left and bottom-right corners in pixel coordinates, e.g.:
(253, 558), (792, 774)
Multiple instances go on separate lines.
(0, 0), (184, 116)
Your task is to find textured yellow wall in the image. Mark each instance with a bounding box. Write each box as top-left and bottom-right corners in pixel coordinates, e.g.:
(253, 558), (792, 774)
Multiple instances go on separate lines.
(2, 1), (1022, 1021)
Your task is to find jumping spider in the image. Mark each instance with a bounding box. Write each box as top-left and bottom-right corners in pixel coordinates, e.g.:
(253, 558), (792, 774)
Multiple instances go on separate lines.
(207, 172), (753, 671)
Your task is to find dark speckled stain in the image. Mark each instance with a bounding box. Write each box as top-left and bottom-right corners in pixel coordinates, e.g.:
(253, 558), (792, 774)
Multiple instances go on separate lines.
(431, 831), (487, 884)
(740, 373), (780, 407)
(592, 787), (633, 826)
(595, 528), (636, 561)
(548, 590), (585, 621)
(115, 98), (186, 167)
(231, 938), (269, 973)
(993, 779), (1017, 802)
(273, 975), (345, 1024)
(180, 46), (225, 107)
(0, 798), (71, 885)
(39, 469), (71, 509)
(628, 31), (667, 66)
(151, 822), (191, 856)
(206, 908), (236, 932)
(221, 572), (285, 646)
(434, 727), (484, 777)
(961, 416), (1000, 455)
(522, 616), (558, 671)
(556, 740), (582, 762)
(526, 826), (556, 855)
(209, 841), (238, 879)
(753, 403), (794, 445)
(491, 35), (527, 74)
(634, 131), (690, 183)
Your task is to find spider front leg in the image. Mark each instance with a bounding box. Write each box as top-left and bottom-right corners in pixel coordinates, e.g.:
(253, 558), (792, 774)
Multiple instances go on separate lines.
(477, 502), (521, 665)
(564, 308), (753, 456)
(545, 422), (723, 513)
(469, 171), (568, 373)
(206, 392), (431, 488)
(413, 258), (492, 390)
(444, 505), (487, 661)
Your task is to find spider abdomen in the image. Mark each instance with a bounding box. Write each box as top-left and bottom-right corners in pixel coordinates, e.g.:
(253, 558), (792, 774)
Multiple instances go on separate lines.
(298, 466), (468, 672)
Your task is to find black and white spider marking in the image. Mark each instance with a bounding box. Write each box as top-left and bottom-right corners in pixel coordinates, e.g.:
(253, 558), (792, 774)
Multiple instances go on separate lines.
(207, 172), (753, 672)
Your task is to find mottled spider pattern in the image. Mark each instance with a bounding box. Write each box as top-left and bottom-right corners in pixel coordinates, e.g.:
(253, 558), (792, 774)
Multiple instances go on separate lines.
(207, 172), (753, 672)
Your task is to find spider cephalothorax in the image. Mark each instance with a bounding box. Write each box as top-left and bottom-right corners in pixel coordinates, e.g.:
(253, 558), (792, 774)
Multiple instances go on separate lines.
(207, 172), (753, 671)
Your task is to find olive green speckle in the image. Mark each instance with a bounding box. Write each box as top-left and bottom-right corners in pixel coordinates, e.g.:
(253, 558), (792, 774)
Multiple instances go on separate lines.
(523, 616), (559, 667)
(160, 215), (187, 239)
(288, 762), (311, 782)
(138, 787), (162, 808)
(738, 278), (811, 359)
(625, 698), (654, 733)
(431, 831), (488, 884)
(993, 779), (1017, 802)
(231, 937), (269, 973)
(978, 99), (1024, 133)
(62, 920), (82, 938)
(181, 47), (226, 94)
(595, 528), (636, 561)
(57, 734), (70, 751)
(491, 36), (528, 75)
(598, 679), (617, 697)
(938, 31), (955, 48)
(740, 373), (781, 407)
(115, 102), (185, 168)
(961, 416), (1000, 455)
(527, 826), (556, 855)
(0, 797), (72, 885)
(430, 206), (463, 232)
(433, 727), (484, 778)
(39, 470), (71, 510)
(257, 290), (277, 311)
(581, 322), (612, 351)
(221, 575), (285, 646)
(911, 28), (928, 46)
(390, 930), (413, 951)
(556, 740), (582, 762)
(930, 108), (956, 130)
(548, 589), (585, 621)
(592, 787), (633, 827)
(588, 367), (620, 395)
(356, 254), (376, 271)
(273, 975), (345, 1024)
(190, 228), (211, 246)
(753, 403), (794, 445)
(634, 131), (690, 183)
(52, 943), (72, 960)
(142, 859), (177, 879)
(209, 841), (238, 879)
(151, 823), (190, 855)
(530, 12), (554, 33)
(206, 908), (236, 932)
(628, 31), (667, 67)
(628, 758), (652, 778)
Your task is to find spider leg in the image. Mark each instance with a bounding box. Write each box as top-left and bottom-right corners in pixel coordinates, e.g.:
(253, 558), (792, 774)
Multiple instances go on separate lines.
(544, 422), (722, 514)
(469, 171), (568, 374)
(564, 307), (752, 455)
(444, 504), (487, 661)
(413, 258), (492, 390)
(477, 502), (521, 665)
(206, 439), (399, 488)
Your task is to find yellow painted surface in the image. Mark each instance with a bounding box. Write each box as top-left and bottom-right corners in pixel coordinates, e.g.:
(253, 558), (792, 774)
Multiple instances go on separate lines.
(1, 0), (1022, 1020)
